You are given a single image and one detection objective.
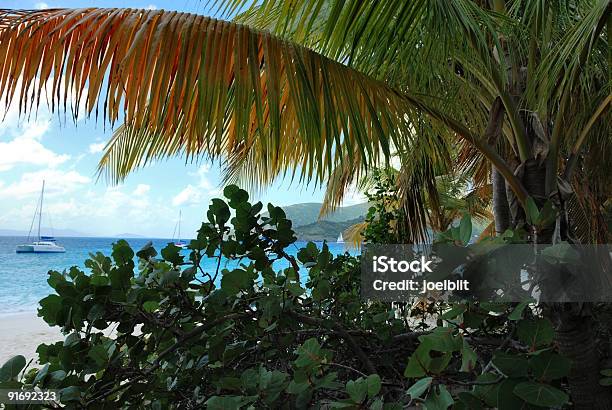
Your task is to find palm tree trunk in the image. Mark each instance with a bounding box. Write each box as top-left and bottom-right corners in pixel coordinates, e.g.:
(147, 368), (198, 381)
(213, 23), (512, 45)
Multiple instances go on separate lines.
(492, 167), (510, 234)
(520, 159), (612, 409)
(554, 307), (612, 409)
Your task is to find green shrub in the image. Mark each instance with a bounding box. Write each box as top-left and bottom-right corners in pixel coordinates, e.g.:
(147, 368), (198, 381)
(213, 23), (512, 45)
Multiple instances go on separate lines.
(1, 186), (571, 409)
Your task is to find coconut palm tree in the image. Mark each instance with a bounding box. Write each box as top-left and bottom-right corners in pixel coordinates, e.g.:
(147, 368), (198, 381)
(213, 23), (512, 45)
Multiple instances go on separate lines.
(0, 1), (609, 407)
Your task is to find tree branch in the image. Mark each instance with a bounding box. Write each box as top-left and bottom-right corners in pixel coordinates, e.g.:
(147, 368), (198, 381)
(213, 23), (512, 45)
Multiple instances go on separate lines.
(287, 311), (378, 375)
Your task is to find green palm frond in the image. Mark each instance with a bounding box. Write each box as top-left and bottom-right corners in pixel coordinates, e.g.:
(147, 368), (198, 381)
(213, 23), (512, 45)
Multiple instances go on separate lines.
(0, 7), (524, 200)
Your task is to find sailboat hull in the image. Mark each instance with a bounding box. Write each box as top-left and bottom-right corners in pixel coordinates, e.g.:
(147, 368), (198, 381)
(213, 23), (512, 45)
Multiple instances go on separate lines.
(16, 243), (65, 253)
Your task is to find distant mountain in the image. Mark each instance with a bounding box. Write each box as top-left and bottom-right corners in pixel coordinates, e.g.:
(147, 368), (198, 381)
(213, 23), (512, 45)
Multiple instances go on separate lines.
(0, 228), (92, 237)
(294, 217), (364, 242)
(114, 233), (146, 238)
(272, 202), (370, 227)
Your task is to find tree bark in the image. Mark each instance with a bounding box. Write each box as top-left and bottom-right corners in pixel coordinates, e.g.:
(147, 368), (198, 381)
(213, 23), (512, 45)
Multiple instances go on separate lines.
(553, 306), (612, 409)
(492, 167), (511, 234)
(519, 160), (612, 409)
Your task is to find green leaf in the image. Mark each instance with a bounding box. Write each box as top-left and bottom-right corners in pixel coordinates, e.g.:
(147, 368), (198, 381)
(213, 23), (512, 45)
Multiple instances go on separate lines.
(525, 197), (540, 225)
(424, 385), (454, 410)
(87, 304), (105, 322)
(513, 382), (569, 407)
(601, 369), (612, 377)
(492, 352), (529, 377)
(224, 185), (249, 207)
(535, 200), (557, 228)
(38, 294), (62, 325)
(405, 340), (452, 377)
(143, 301), (160, 313)
(366, 374), (381, 397)
(459, 214), (472, 245)
(540, 243), (580, 264)
(90, 275), (109, 286)
(406, 377), (432, 399)
(0, 356), (26, 382)
(599, 378), (612, 386)
(346, 378), (368, 403)
(111, 240), (134, 265)
(221, 269), (253, 295)
(457, 392), (483, 410)
(419, 328), (462, 352)
(295, 338), (322, 367)
(160, 270), (180, 287)
(460, 340), (478, 373)
(286, 282), (305, 297)
(88, 345), (109, 367)
(496, 378), (530, 410)
(161, 243), (184, 265)
(286, 380), (310, 394)
(473, 373), (500, 407)
(508, 300), (533, 321)
(517, 318), (554, 348)
(32, 363), (49, 386)
(205, 396), (243, 410)
(59, 386), (81, 402)
(441, 305), (466, 320)
(529, 351), (571, 381)
(63, 333), (80, 347)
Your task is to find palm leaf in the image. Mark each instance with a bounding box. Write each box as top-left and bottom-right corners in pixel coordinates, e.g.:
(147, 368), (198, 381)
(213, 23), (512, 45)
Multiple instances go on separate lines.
(0, 7), (526, 204)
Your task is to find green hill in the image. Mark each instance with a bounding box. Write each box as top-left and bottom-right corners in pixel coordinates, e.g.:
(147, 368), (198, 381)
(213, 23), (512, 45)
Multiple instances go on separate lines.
(273, 202), (370, 227)
(294, 217), (364, 242)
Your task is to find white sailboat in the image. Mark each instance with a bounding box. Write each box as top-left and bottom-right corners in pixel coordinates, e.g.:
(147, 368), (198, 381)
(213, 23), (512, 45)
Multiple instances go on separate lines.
(16, 181), (66, 253)
(172, 210), (187, 249)
(337, 232), (344, 243)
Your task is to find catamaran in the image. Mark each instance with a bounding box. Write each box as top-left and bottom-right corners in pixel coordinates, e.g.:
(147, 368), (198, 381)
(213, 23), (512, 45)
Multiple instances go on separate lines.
(172, 210), (187, 248)
(337, 232), (344, 243)
(15, 181), (66, 253)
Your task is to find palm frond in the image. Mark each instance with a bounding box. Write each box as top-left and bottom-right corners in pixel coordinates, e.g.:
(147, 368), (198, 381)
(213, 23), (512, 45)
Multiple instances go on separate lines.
(0, 7), (413, 185)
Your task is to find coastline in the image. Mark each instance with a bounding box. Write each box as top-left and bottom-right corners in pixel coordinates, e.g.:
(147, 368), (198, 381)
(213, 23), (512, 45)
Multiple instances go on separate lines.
(0, 310), (62, 365)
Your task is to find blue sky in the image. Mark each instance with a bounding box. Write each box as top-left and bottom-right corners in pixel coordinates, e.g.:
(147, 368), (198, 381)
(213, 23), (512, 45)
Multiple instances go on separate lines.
(0, 0), (365, 238)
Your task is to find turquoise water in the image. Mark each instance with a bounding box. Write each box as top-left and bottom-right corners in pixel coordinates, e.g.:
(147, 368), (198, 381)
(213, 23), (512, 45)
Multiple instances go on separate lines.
(0, 236), (350, 314)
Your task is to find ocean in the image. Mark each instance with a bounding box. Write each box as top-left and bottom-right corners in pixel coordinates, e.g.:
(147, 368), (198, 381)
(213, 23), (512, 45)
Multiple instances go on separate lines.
(0, 236), (351, 315)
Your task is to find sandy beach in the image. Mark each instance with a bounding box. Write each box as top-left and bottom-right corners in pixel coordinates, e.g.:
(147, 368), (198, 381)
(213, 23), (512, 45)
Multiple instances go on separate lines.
(0, 311), (62, 365)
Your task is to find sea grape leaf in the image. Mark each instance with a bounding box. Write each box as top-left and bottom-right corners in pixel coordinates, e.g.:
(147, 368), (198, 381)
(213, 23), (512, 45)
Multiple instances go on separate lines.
(529, 351), (571, 380)
(517, 318), (554, 348)
(0, 356), (26, 382)
(473, 373), (500, 407)
(406, 377), (432, 399)
(366, 374), (381, 397)
(346, 378), (367, 403)
(460, 340), (478, 373)
(513, 382), (569, 407)
(492, 352), (529, 377)
(424, 385), (454, 410)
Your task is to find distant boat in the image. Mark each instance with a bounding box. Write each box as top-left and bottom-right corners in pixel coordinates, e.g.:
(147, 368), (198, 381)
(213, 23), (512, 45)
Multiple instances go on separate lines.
(337, 232), (344, 243)
(16, 180), (66, 253)
(172, 210), (187, 249)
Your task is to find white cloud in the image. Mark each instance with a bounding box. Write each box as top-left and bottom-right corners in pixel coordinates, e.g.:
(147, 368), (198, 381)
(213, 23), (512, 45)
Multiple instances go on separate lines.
(189, 164), (213, 189)
(171, 165), (221, 207)
(172, 184), (201, 206)
(0, 169), (90, 199)
(88, 142), (106, 154)
(0, 125), (70, 172)
(34, 2), (49, 9)
(133, 184), (150, 195)
(0, 79), (77, 172)
(145, 4), (158, 10)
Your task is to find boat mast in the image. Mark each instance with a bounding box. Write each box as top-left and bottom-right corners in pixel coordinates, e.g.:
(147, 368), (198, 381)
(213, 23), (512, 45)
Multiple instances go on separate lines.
(38, 180), (45, 241)
(178, 210), (182, 242)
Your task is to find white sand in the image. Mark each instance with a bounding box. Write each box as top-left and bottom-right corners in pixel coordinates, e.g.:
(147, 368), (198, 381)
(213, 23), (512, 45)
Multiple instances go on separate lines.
(0, 311), (62, 365)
